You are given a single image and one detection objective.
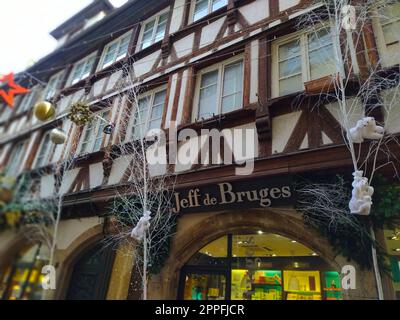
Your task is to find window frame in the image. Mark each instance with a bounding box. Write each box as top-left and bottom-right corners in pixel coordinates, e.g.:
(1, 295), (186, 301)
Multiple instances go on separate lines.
(137, 8), (170, 52)
(192, 55), (244, 122)
(18, 86), (39, 114)
(32, 132), (55, 169)
(372, 3), (400, 68)
(271, 25), (339, 98)
(42, 71), (64, 101)
(126, 85), (167, 142)
(97, 31), (132, 71)
(67, 52), (97, 86)
(76, 109), (111, 155)
(5, 140), (26, 175)
(190, 0), (228, 23)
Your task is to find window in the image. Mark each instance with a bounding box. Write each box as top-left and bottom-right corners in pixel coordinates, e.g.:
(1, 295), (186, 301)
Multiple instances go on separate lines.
(33, 132), (54, 168)
(98, 32), (131, 70)
(194, 58), (243, 120)
(6, 141), (25, 175)
(272, 27), (336, 97)
(18, 87), (39, 113)
(373, 3), (400, 67)
(0, 244), (46, 300)
(43, 72), (64, 101)
(129, 88), (166, 140)
(67, 53), (96, 86)
(192, 0), (228, 22)
(139, 10), (169, 51)
(77, 110), (110, 154)
(180, 232), (342, 300)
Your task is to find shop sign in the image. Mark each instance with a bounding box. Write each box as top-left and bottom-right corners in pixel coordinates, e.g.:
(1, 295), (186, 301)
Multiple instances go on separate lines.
(172, 175), (295, 214)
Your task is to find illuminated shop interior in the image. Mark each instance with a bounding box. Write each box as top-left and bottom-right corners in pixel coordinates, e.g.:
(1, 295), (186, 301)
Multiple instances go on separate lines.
(180, 232), (343, 300)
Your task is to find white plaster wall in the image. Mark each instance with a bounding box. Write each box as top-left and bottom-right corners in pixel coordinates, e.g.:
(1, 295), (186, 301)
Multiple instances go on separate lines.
(250, 40), (259, 104)
(60, 168), (80, 195)
(226, 123), (259, 162)
(322, 132), (333, 145)
(108, 155), (132, 185)
(106, 70), (123, 92)
(56, 217), (103, 250)
(174, 34), (194, 59)
(272, 111), (302, 154)
(176, 69), (189, 126)
(200, 18), (225, 48)
(146, 143), (168, 177)
(325, 98), (364, 130)
(89, 162), (104, 189)
(239, 0), (270, 25)
(133, 50), (161, 77)
(280, 0), (301, 11)
(92, 78), (107, 97)
(170, 0), (185, 34)
(165, 73), (178, 128)
(40, 174), (55, 198)
(382, 88), (400, 134)
(175, 136), (202, 173)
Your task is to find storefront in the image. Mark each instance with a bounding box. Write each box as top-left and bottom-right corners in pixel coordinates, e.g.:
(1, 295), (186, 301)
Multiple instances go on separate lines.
(0, 244), (47, 300)
(178, 232), (343, 301)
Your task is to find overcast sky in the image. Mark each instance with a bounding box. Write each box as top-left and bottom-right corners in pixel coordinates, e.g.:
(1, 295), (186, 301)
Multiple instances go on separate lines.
(0, 0), (128, 75)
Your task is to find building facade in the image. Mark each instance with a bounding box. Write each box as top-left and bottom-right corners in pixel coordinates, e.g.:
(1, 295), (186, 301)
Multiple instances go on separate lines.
(0, 0), (400, 300)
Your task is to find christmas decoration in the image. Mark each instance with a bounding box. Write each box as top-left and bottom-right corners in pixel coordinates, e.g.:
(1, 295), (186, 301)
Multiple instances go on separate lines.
(67, 102), (92, 126)
(103, 123), (115, 135)
(130, 210), (152, 241)
(349, 117), (385, 144)
(34, 101), (56, 122)
(50, 128), (67, 145)
(0, 73), (30, 108)
(349, 171), (374, 215)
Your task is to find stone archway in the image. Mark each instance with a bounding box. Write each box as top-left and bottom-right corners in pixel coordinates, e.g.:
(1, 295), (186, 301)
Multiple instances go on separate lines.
(151, 209), (378, 300)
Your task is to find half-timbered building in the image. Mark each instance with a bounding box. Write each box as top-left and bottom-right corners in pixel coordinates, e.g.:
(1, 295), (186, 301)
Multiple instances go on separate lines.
(1, 0), (400, 300)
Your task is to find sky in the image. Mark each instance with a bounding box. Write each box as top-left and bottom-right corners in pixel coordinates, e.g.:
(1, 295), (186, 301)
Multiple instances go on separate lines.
(0, 0), (128, 75)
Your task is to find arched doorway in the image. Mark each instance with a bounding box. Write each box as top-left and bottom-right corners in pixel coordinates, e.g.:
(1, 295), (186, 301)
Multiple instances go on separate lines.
(66, 243), (115, 300)
(178, 231), (343, 301)
(0, 243), (47, 300)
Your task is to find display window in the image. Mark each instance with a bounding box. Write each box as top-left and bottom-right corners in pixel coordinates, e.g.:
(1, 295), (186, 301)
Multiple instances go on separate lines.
(383, 227), (400, 299)
(0, 244), (47, 300)
(179, 232), (343, 300)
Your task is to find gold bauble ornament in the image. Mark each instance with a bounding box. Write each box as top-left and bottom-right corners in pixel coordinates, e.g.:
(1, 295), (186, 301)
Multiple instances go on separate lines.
(34, 101), (56, 122)
(50, 128), (67, 145)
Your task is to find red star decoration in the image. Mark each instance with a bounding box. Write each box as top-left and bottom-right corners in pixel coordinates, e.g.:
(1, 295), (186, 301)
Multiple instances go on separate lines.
(0, 73), (30, 109)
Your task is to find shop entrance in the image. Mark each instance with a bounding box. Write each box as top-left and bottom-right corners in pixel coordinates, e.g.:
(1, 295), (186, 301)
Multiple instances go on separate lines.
(178, 232), (343, 300)
(66, 243), (115, 300)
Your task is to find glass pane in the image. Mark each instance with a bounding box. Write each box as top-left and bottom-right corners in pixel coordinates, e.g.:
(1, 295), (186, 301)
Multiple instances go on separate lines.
(186, 236), (228, 267)
(284, 270), (322, 300)
(141, 30), (154, 49)
(133, 97), (150, 138)
(194, 0), (209, 22)
(279, 39), (301, 61)
(222, 61), (243, 113)
(309, 44), (336, 80)
(154, 22), (167, 43)
(116, 36), (130, 61)
(279, 56), (301, 78)
(279, 74), (302, 96)
(231, 269), (283, 300)
(198, 70), (218, 118)
(382, 22), (400, 45)
(308, 28), (332, 51)
(381, 3), (400, 23)
(184, 273), (226, 300)
(232, 233), (317, 258)
(212, 0), (227, 12)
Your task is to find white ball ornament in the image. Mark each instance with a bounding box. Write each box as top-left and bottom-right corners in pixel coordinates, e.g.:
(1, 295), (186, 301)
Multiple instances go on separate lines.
(50, 128), (67, 145)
